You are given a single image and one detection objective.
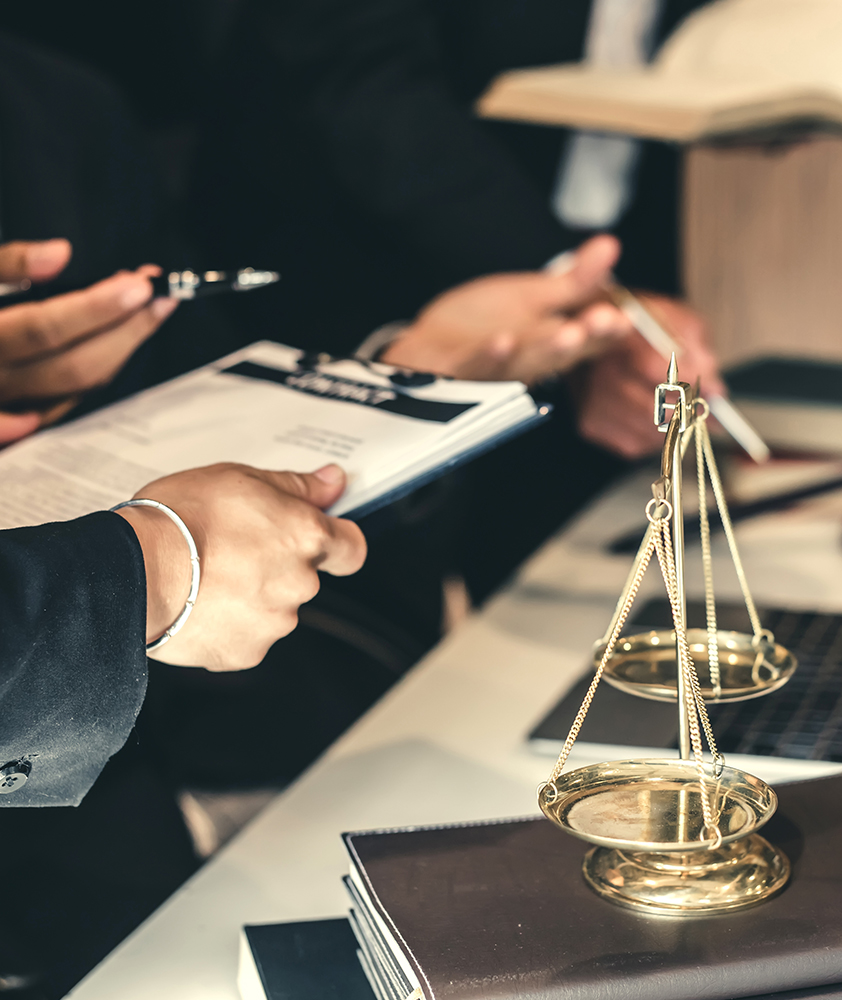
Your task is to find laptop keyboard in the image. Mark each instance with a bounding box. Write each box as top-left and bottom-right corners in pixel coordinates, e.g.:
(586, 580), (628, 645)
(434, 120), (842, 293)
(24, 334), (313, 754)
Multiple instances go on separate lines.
(708, 608), (842, 761)
(529, 600), (842, 762)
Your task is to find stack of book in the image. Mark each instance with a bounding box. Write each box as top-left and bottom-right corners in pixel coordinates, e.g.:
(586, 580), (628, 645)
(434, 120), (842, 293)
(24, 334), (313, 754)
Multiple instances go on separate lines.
(241, 774), (842, 1000)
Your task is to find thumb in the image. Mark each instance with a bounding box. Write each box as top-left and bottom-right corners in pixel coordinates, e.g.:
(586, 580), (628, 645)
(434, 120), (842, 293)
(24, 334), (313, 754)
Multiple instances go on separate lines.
(543, 234), (621, 309)
(0, 239), (72, 284)
(265, 464), (349, 510)
(0, 411), (42, 445)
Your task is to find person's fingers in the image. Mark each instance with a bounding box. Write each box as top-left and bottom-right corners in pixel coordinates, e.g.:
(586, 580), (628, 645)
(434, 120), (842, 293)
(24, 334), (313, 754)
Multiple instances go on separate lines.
(578, 301), (634, 341)
(451, 332), (517, 380)
(0, 239), (72, 284)
(0, 295), (177, 400)
(254, 465), (367, 572)
(579, 399), (660, 458)
(260, 464), (350, 511)
(506, 320), (590, 383)
(502, 310), (627, 384)
(0, 410), (42, 445)
(317, 516), (368, 576)
(0, 270), (155, 363)
(627, 335), (675, 386)
(569, 234), (622, 285)
(540, 234), (621, 311)
(37, 397), (80, 427)
(576, 355), (663, 458)
(633, 293), (725, 395)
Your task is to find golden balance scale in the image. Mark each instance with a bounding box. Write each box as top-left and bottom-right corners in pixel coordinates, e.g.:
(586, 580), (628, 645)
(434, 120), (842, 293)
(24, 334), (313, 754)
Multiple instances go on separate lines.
(539, 357), (797, 916)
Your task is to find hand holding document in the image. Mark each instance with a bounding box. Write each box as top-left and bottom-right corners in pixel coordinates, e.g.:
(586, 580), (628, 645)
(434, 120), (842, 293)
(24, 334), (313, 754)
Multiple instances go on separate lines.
(0, 341), (547, 531)
(118, 462), (366, 670)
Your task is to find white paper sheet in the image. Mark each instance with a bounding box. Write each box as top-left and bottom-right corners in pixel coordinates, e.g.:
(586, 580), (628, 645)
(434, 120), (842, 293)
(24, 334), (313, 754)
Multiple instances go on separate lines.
(0, 342), (538, 527)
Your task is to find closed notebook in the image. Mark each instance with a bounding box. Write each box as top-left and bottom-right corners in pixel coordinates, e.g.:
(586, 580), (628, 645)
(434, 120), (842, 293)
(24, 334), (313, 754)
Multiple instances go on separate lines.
(343, 773), (842, 1000)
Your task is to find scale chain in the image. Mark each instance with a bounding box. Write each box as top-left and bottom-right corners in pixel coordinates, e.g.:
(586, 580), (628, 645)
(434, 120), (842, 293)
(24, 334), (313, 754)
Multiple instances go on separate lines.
(653, 515), (723, 842)
(695, 407), (722, 698)
(701, 420), (766, 642)
(548, 524), (658, 784)
(546, 395), (760, 847)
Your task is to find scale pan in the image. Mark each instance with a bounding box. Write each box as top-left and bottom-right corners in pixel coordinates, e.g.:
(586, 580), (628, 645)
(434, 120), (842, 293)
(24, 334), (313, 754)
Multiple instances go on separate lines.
(597, 628), (796, 703)
(539, 758), (777, 852)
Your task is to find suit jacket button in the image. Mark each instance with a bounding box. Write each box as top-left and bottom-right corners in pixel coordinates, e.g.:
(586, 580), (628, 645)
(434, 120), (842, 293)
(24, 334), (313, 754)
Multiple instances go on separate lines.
(0, 760), (32, 793)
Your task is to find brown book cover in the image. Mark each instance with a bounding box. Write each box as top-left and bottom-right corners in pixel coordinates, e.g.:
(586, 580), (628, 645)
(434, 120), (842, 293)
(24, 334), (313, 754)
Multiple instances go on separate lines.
(343, 773), (842, 1000)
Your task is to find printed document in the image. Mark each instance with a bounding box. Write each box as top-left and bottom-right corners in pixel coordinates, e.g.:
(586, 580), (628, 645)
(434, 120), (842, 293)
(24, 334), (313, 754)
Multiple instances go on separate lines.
(0, 342), (544, 527)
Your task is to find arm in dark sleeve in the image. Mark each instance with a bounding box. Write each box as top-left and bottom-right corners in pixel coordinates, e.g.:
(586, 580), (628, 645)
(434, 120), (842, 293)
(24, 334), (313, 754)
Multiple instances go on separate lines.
(0, 511), (148, 807)
(255, 0), (584, 277)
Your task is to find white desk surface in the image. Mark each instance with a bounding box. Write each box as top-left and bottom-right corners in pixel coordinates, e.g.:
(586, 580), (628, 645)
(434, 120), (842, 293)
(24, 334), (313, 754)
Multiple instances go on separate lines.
(68, 466), (842, 1000)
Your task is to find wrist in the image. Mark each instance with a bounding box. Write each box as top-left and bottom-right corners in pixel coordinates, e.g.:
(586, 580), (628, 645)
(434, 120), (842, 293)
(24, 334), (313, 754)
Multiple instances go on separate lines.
(115, 505), (192, 644)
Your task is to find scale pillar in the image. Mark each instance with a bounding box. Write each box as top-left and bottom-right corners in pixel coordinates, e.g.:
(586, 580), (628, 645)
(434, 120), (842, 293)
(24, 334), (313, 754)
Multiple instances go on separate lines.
(671, 420), (691, 760)
(660, 355), (691, 760)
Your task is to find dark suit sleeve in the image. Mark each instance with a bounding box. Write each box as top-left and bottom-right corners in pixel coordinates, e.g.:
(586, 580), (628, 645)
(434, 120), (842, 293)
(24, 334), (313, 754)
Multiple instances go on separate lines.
(0, 511), (148, 807)
(254, 0), (579, 277)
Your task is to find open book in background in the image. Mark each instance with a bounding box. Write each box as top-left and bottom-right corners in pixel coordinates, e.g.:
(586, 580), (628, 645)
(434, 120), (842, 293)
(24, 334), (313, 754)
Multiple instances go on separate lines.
(0, 342), (546, 529)
(477, 0), (842, 142)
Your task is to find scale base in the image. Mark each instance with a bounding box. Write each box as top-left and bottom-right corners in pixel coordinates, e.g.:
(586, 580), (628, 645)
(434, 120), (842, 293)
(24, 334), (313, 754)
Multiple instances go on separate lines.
(583, 834), (790, 915)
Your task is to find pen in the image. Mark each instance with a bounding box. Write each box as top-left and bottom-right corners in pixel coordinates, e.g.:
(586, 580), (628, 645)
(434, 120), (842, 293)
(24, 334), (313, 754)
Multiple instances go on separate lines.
(151, 268), (280, 300)
(545, 251), (770, 463)
(0, 267), (280, 301)
(0, 279), (30, 297)
(607, 285), (770, 464)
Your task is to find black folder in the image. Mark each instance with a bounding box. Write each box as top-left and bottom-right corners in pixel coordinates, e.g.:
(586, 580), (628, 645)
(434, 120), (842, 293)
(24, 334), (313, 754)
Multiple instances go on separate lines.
(239, 918), (374, 1000)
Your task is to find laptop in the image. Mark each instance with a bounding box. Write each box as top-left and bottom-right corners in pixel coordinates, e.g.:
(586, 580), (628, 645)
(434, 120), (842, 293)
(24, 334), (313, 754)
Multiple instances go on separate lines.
(529, 598), (842, 774)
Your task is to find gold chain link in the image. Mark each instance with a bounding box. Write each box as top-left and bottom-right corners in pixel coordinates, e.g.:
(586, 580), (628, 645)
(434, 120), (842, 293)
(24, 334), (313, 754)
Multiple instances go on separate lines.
(652, 521), (717, 835)
(701, 421), (766, 641)
(695, 412), (721, 698)
(548, 524), (658, 783)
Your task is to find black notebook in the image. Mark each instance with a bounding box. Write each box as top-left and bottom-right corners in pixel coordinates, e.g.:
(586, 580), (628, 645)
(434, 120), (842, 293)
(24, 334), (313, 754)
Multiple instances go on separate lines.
(238, 918), (375, 1000)
(341, 774), (842, 1000)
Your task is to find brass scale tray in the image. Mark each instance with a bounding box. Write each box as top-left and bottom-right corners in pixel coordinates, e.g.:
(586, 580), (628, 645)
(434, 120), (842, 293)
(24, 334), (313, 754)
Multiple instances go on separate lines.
(538, 359), (795, 915)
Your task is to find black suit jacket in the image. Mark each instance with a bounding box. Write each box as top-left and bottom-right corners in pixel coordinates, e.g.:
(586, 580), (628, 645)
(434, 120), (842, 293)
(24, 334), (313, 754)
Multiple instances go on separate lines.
(0, 512), (147, 806)
(0, 34), (243, 806)
(190, 0), (709, 353)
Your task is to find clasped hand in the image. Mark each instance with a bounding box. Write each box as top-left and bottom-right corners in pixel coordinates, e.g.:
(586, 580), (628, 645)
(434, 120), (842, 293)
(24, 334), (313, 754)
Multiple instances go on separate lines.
(384, 235), (634, 384)
(383, 234), (723, 459)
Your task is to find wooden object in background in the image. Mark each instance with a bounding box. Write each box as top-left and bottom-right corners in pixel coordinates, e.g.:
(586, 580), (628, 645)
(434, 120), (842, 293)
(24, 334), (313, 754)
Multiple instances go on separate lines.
(682, 134), (842, 367)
